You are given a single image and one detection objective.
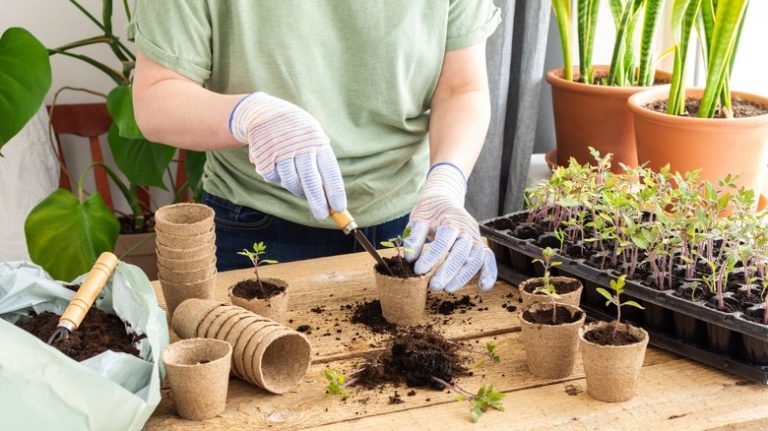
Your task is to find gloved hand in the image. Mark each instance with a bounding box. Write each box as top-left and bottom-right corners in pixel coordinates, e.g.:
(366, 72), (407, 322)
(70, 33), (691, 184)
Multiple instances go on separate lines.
(229, 92), (346, 220)
(404, 163), (497, 293)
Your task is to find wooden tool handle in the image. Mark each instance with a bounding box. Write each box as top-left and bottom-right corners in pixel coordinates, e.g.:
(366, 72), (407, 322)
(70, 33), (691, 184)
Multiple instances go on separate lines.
(60, 252), (119, 330)
(330, 209), (358, 234)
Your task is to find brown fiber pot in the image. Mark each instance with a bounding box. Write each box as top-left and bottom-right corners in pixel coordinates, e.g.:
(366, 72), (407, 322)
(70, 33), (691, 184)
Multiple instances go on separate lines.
(518, 276), (583, 308)
(520, 302), (585, 379)
(629, 87), (768, 203)
(160, 273), (216, 317)
(547, 66), (671, 172)
(374, 267), (429, 326)
(162, 338), (232, 421)
(154, 203), (215, 237)
(228, 278), (290, 323)
(579, 321), (649, 402)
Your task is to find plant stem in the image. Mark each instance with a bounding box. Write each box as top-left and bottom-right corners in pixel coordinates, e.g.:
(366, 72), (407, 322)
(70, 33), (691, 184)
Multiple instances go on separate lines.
(430, 376), (474, 398)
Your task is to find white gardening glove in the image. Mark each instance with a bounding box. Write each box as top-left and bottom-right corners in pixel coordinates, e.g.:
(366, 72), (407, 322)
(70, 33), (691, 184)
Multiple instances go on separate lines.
(229, 92), (347, 220)
(404, 163), (497, 293)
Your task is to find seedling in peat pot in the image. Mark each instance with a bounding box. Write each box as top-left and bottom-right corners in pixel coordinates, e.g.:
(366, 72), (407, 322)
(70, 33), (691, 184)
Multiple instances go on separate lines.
(431, 377), (505, 424)
(596, 275), (645, 342)
(532, 247), (563, 323)
(237, 242), (278, 288)
(380, 226), (414, 260)
(324, 370), (349, 398)
(474, 342), (501, 368)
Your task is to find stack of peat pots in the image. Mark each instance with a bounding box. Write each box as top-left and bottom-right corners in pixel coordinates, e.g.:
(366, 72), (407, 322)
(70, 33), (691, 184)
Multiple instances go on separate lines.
(172, 298), (311, 394)
(155, 203), (217, 316)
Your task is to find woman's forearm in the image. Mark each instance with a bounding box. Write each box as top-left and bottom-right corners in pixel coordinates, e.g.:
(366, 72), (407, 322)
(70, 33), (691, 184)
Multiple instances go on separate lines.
(132, 51), (244, 151)
(428, 42), (491, 178)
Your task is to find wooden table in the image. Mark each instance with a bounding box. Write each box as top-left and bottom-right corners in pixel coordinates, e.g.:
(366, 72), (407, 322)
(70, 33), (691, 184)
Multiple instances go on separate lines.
(146, 251), (768, 431)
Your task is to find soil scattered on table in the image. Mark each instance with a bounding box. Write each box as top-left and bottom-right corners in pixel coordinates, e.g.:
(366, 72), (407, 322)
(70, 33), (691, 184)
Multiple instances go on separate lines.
(350, 300), (396, 334)
(430, 295), (475, 316)
(388, 391), (404, 404)
(310, 306), (326, 314)
(376, 256), (418, 279)
(584, 323), (641, 346)
(564, 384), (583, 396)
(296, 324), (312, 334)
(16, 309), (144, 362)
(352, 327), (467, 390)
(522, 305), (583, 325)
(231, 279), (285, 300)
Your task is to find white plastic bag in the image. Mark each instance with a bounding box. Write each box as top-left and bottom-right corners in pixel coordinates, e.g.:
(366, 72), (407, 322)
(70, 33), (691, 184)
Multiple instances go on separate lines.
(0, 261), (169, 431)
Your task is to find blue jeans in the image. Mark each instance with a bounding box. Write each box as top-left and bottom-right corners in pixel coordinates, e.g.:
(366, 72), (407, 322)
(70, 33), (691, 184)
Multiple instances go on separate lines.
(201, 192), (410, 271)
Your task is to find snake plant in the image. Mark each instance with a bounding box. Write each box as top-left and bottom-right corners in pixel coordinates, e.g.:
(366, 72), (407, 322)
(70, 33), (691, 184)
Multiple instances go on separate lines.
(552, 0), (664, 86)
(667, 0), (750, 117)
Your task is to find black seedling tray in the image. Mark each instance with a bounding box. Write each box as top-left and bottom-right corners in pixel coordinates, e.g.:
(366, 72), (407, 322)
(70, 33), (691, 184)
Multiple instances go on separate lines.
(483, 212), (768, 385)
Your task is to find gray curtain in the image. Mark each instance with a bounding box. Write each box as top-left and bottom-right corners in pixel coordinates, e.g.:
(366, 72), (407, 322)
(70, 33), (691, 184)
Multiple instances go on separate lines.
(466, 0), (551, 219)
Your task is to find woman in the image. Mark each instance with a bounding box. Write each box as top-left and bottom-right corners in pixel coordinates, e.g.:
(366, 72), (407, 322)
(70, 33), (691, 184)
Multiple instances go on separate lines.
(130, 0), (500, 293)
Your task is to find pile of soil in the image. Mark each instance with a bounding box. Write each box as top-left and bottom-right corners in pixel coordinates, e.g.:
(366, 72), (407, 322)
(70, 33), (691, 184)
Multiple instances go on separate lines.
(352, 327), (467, 390)
(646, 97), (768, 118)
(231, 279), (285, 300)
(350, 300), (396, 334)
(584, 322), (641, 346)
(376, 256), (417, 279)
(16, 309), (144, 362)
(522, 305), (583, 325)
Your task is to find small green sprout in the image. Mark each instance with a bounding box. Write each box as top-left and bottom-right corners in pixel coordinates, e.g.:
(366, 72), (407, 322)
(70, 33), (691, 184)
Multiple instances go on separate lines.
(456, 385), (506, 423)
(324, 370), (348, 398)
(380, 226), (414, 260)
(474, 342), (501, 368)
(237, 241), (278, 286)
(554, 228), (567, 252)
(596, 274), (645, 340)
(532, 247), (563, 322)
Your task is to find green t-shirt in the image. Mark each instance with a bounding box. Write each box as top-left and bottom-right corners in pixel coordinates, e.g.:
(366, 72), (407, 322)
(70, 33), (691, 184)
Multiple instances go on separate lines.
(129, 0), (500, 228)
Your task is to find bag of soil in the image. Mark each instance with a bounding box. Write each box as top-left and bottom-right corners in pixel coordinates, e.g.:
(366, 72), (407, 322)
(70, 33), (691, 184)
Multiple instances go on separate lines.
(0, 261), (169, 431)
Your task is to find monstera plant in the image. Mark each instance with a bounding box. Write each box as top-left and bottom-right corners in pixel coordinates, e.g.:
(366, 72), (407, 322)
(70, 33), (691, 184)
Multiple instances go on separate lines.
(3, 0), (205, 281)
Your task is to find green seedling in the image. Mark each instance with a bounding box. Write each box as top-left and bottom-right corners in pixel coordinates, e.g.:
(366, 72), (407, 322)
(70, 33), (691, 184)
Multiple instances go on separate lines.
(532, 247), (563, 323)
(554, 229), (567, 252)
(596, 275), (645, 342)
(324, 370), (349, 398)
(237, 241), (278, 287)
(474, 342), (501, 368)
(380, 226), (414, 260)
(431, 377), (505, 424)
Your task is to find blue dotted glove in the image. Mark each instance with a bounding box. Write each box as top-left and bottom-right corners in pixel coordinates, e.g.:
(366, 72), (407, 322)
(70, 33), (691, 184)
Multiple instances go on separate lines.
(229, 92), (347, 220)
(404, 163), (497, 293)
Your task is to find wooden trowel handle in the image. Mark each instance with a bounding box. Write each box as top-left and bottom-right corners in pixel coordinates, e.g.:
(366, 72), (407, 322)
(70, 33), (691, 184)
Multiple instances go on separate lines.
(59, 252), (119, 331)
(330, 209), (358, 235)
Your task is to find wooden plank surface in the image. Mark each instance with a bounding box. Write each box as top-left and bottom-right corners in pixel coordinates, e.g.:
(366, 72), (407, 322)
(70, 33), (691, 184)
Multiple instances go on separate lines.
(147, 251), (768, 431)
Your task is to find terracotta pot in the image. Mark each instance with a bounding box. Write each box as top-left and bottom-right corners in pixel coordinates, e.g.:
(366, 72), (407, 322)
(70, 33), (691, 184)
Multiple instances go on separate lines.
(546, 66), (671, 172)
(162, 338), (232, 420)
(628, 87), (768, 203)
(520, 302), (585, 379)
(374, 267), (429, 326)
(114, 231), (158, 280)
(154, 203), (214, 236)
(228, 278), (289, 322)
(579, 321), (649, 402)
(519, 276), (583, 308)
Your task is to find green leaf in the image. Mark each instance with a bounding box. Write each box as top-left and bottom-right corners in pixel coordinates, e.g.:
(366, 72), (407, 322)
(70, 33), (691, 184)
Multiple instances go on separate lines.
(108, 124), (175, 188)
(262, 259), (278, 265)
(106, 84), (145, 139)
(623, 300), (646, 309)
(380, 241), (394, 248)
(25, 189), (120, 281)
(596, 287), (614, 302)
(0, 28), (52, 153)
(471, 406), (483, 423)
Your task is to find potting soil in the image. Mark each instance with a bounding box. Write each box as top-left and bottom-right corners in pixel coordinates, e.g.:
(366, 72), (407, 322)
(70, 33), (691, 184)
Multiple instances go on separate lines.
(16, 310), (144, 361)
(376, 256), (417, 279)
(231, 279), (286, 300)
(584, 323), (641, 346)
(353, 327), (467, 390)
(350, 300), (396, 334)
(522, 305), (583, 325)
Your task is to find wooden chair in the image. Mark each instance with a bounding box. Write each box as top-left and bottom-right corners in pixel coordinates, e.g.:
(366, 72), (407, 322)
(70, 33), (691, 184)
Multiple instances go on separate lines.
(48, 103), (190, 210)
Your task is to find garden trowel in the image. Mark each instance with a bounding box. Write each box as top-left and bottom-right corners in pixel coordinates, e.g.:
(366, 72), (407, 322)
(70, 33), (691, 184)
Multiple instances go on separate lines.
(47, 252), (119, 345)
(331, 209), (394, 276)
